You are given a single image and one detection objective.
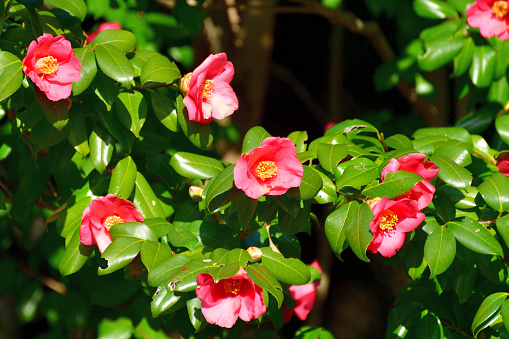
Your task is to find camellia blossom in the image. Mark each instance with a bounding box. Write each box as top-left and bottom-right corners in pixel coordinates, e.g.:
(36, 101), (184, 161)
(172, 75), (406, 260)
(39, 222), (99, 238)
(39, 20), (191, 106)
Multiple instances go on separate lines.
(195, 267), (266, 328)
(79, 194), (144, 253)
(283, 260), (322, 323)
(86, 21), (122, 44)
(496, 153), (509, 176)
(181, 53), (238, 124)
(368, 197), (425, 257)
(382, 153), (439, 210)
(234, 137), (303, 199)
(22, 34), (81, 101)
(467, 0), (509, 40)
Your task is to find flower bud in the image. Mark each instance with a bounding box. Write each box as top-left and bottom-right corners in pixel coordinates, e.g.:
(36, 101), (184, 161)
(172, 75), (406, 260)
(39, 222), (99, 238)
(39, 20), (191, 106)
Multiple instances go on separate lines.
(189, 185), (203, 202)
(180, 72), (193, 96)
(368, 197), (382, 210)
(247, 246), (262, 262)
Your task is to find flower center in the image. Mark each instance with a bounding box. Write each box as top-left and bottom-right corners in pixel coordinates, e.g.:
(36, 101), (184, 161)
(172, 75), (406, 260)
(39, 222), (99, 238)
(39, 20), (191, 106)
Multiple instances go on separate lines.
(200, 80), (215, 102)
(379, 210), (398, 231)
(492, 1), (508, 19)
(223, 279), (242, 295)
(256, 161), (278, 181)
(35, 56), (58, 77)
(104, 215), (124, 231)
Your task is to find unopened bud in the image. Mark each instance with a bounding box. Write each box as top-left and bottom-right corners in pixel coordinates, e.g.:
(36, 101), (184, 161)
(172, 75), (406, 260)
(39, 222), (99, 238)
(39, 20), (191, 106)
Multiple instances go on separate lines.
(180, 72), (193, 96)
(189, 185), (203, 202)
(247, 246), (262, 262)
(368, 197), (382, 210)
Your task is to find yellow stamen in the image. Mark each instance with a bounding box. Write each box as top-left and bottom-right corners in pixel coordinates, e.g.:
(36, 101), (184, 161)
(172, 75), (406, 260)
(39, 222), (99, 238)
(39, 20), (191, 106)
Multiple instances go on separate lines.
(104, 215), (124, 231)
(35, 56), (58, 77)
(223, 279), (242, 295)
(200, 80), (215, 101)
(379, 210), (398, 231)
(256, 161), (278, 181)
(492, 1), (508, 19)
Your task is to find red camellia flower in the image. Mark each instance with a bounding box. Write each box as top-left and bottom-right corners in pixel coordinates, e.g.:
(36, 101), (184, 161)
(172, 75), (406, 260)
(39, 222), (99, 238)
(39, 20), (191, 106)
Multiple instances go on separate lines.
(382, 153), (439, 210)
(86, 21), (122, 44)
(467, 0), (509, 40)
(79, 194), (144, 253)
(22, 34), (81, 101)
(234, 137), (303, 199)
(368, 197), (425, 257)
(195, 267), (266, 328)
(496, 153), (509, 176)
(181, 53), (238, 124)
(282, 260), (322, 323)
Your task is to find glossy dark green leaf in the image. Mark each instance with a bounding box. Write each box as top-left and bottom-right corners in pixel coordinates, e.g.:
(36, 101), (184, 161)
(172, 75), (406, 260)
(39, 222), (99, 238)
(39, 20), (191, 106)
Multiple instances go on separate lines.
(151, 286), (182, 317)
(345, 202), (373, 262)
(432, 144), (471, 167)
(176, 94), (213, 149)
(313, 169), (337, 204)
(413, 126), (471, 144)
(501, 300), (509, 334)
(324, 119), (379, 136)
(478, 173), (509, 213)
(151, 91), (178, 132)
(133, 172), (166, 219)
(456, 104), (498, 135)
(246, 264), (284, 307)
(424, 226), (456, 278)
(34, 87), (69, 131)
(140, 240), (173, 272)
(108, 156), (137, 199)
(287, 131), (308, 153)
(418, 35), (464, 72)
(144, 218), (173, 238)
(237, 194), (257, 226)
(413, 0), (459, 19)
(16, 0), (43, 8)
(109, 222), (158, 242)
(58, 228), (93, 276)
(472, 292), (508, 337)
(45, 0), (86, 21)
(325, 201), (359, 259)
(57, 196), (93, 239)
(93, 100), (134, 152)
(98, 237), (144, 275)
(167, 226), (199, 251)
(279, 201), (311, 235)
(384, 134), (413, 149)
(115, 91), (147, 137)
(496, 114), (509, 146)
(92, 70), (118, 111)
(416, 312), (443, 339)
(430, 156), (472, 188)
(170, 152), (224, 179)
(0, 51), (23, 103)
(470, 45), (496, 88)
(203, 165), (234, 213)
(317, 143), (348, 173)
(92, 29), (137, 53)
(171, 258), (212, 292)
(186, 220), (235, 249)
(67, 106), (89, 157)
(362, 171), (422, 200)
(97, 317), (134, 339)
(242, 126), (271, 153)
(453, 37), (474, 77)
(455, 260), (476, 304)
(30, 118), (70, 148)
(403, 240), (427, 281)
(95, 44), (134, 88)
(128, 50), (158, 76)
(259, 247), (310, 285)
(287, 166), (323, 201)
(72, 48), (97, 95)
(89, 123), (113, 173)
(148, 253), (192, 287)
(447, 218), (503, 256)
(140, 54), (181, 86)
(335, 158), (378, 189)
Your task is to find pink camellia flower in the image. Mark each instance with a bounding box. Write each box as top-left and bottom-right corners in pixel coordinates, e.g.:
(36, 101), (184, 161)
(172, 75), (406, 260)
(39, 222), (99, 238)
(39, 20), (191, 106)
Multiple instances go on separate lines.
(79, 194), (144, 253)
(86, 21), (122, 44)
(282, 260), (322, 323)
(181, 53), (238, 124)
(382, 153), (439, 210)
(234, 137), (303, 199)
(195, 267), (266, 328)
(22, 34), (81, 102)
(496, 153), (509, 176)
(368, 197), (425, 257)
(467, 0), (509, 40)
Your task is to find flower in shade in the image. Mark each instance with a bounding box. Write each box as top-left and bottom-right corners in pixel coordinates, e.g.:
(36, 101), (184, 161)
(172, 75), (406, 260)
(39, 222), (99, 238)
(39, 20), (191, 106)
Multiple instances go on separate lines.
(195, 267), (266, 328)
(86, 21), (122, 44)
(467, 0), (509, 40)
(234, 137), (303, 199)
(382, 153), (439, 210)
(22, 34), (81, 101)
(496, 153), (509, 176)
(181, 53), (238, 124)
(283, 260), (322, 322)
(79, 194), (144, 253)
(368, 197), (425, 257)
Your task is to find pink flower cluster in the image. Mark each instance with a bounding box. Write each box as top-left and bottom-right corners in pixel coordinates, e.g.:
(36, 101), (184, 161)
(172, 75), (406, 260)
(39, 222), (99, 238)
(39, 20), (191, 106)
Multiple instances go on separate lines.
(467, 0), (509, 40)
(368, 153), (439, 257)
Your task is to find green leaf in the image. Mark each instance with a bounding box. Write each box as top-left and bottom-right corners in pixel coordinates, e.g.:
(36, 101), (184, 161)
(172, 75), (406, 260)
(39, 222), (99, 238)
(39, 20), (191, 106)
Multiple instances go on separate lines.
(45, 0), (86, 21)
(424, 226), (456, 278)
(128, 50), (158, 76)
(430, 156), (472, 188)
(287, 131), (308, 153)
(167, 226), (199, 251)
(34, 86), (69, 131)
(447, 218), (503, 256)
(140, 240), (173, 272)
(413, 126), (472, 144)
(0, 51), (23, 103)
(403, 240), (427, 281)
(93, 100), (134, 153)
(109, 222), (158, 242)
(237, 194), (257, 225)
(501, 300), (509, 334)
(384, 134), (413, 149)
(455, 260), (476, 304)
(133, 172), (166, 219)
(478, 173), (509, 213)
(92, 29), (137, 53)
(416, 312), (443, 339)
(89, 123), (113, 173)
(57, 196), (93, 239)
(16, 0), (43, 8)
(362, 171), (423, 200)
(246, 264), (284, 308)
(279, 201), (312, 235)
(171, 258), (212, 293)
(58, 227), (93, 276)
(316, 144), (348, 173)
(418, 35), (464, 72)
(151, 286), (184, 317)
(151, 91), (178, 132)
(345, 202), (373, 262)
(472, 292), (508, 338)
(453, 37), (475, 77)
(497, 214), (509, 250)
(98, 317), (134, 339)
(325, 201), (359, 260)
(313, 168), (337, 204)
(413, 0), (459, 19)
(470, 45), (496, 88)
(95, 44), (134, 88)
(259, 247), (310, 285)
(67, 106), (89, 157)
(187, 297), (207, 332)
(335, 158), (378, 189)
(496, 114), (509, 149)
(31, 118), (70, 148)
(242, 126), (271, 153)
(170, 152), (224, 179)
(144, 218), (173, 238)
(176, 94), (213, 149)
(287, 166), (323, 201)
(140, 54), (181, 86)
(115, 91), (147, 137)
(98, 237), (144, 275)
(203, 165), (234, 213)
(432, 144), (471, 167)
(324, 119), (379, 136)
(148, 253), (192, 287)
(72, 48), (97, 96)
(92, 70), (118, 111)
(108, 156), (137, 199)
